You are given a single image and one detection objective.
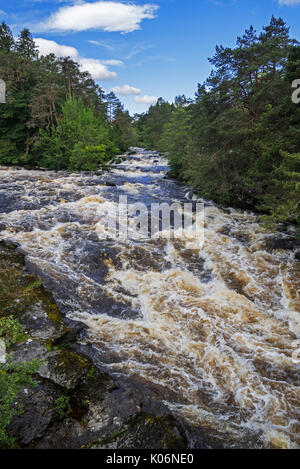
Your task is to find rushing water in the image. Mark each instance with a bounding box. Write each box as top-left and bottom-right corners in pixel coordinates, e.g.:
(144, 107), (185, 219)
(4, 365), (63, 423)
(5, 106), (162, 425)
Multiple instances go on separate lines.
(0, 149), (299, 449)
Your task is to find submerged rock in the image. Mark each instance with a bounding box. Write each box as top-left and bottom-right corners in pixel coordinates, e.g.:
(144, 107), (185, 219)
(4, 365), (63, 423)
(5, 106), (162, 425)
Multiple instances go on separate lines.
(263, 236), (296, 251)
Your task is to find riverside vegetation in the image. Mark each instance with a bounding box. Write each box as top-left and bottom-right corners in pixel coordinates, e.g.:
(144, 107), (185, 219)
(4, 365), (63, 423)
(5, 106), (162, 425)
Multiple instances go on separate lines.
(0, 23), (136, 171)
(135, 17), (300, 230)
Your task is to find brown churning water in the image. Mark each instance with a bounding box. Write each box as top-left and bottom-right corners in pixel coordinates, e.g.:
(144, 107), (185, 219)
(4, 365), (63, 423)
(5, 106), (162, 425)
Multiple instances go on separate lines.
(0, 149), (299, 448)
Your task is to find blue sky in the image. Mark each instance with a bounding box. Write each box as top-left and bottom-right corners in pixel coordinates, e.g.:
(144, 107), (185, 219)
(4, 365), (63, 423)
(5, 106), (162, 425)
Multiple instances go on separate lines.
(1, 0), (300, 114)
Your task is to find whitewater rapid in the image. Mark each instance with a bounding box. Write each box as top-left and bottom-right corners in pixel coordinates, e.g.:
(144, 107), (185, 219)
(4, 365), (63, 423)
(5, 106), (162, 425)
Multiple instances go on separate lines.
(0, 149), (299, 448)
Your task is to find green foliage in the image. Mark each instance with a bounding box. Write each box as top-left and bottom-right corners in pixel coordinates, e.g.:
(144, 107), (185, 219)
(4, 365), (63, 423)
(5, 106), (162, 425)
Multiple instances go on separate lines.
(55, 396), (72, 419)
(0, 317), (26, 347)
(37, 98), (117, 170)
(0, 317), (42, 448)
(69, 144), (107, 171)
(137, 17), (300, 225)
(0, 22), (135, 170)
(24, 279), (42, 292)
(0, 358), (42, 448)
(259, 151), (300, 224)
(135, 98), (175, 149)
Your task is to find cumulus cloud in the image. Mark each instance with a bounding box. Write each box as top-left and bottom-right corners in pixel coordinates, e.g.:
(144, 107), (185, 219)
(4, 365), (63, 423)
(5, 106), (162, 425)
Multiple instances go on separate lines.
(35, 38), (116, 81)
(135, 95), (158, 105)
(78, 58), (117, 80)
(35, 38), (79, 59)
(111, 84), (141, 95)
(37, 1), (158, 33)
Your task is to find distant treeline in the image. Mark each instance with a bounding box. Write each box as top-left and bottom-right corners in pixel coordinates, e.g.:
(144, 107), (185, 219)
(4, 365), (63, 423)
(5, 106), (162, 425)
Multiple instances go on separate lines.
(135, 17), (300, 227)
(0, 23), (137, 171)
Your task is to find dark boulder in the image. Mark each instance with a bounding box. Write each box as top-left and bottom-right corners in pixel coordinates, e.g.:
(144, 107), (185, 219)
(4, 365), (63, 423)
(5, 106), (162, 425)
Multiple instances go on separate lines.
(8, 382), (62, 446)
(264, 236), (296, 251)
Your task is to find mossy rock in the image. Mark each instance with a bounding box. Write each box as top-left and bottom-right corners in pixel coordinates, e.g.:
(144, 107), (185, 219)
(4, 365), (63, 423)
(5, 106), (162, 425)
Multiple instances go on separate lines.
(88, 414), (187, 449)
(0, 242), (68, 340)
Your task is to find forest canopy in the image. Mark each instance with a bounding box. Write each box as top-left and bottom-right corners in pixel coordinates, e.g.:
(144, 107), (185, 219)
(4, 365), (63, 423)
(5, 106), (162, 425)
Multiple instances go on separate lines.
(0, 22), (137, 170)
(135, 17), (300, 227)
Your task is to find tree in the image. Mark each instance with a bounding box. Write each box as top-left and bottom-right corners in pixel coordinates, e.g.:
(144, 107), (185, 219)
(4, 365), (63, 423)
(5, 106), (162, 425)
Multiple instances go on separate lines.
(138, 17), (300, 223)
(15, 29), (38, 61)
(0, 22), (14, 53)
(105, 91), (120, 123)
(0, 22), (126, 168)
(37, 99), (117, 170)
(135, 99), (175, 149)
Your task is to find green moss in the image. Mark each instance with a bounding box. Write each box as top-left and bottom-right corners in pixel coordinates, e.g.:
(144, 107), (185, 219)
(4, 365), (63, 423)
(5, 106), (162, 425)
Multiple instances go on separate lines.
(0, 243), (66, 335)
(146, 417), (156, 424)
(56, 349), (88, 374)
(24, 279), (42, 292)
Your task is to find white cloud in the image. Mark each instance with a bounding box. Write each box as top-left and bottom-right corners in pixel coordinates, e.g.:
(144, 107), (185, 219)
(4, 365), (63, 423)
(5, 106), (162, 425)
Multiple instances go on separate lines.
(278, 0), (300, 4)
(35, 38), (79, 59)
(100, 59), (124, 67)
(35, 38), (116, 81)
(111, 84), (141, 96)
(88, 40), (114, 51)
(78, 58), (116, 80)
(37, 1), (158, 34)
(135, 95), (158, 105)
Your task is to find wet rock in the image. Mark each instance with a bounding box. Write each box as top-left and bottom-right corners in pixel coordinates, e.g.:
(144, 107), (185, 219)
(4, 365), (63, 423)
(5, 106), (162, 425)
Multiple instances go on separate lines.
(104, 181), (117, 187)
(0, 240), (24, 264)
(231, 230), (251, 244)
(295, 251), (300, 261)
(39, 349), (89, 390)
(0, 222), (6, 231)
(54, 317), (87, 347)
(264, 236), (296, 251)
(34, 418), (92, 449)
(8, 382), (62, 446)
(12, 341), (88, 391)
(90, 414), (187, 450)
(33, 363), (186, 450)
(218, 225), (231, 236)
(19, 301), (67, 341)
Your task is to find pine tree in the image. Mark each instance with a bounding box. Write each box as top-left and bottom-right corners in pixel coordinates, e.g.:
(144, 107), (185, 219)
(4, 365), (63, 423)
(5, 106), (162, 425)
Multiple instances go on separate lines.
(16, 29), (38, 60)
(0, 22), (14, 53)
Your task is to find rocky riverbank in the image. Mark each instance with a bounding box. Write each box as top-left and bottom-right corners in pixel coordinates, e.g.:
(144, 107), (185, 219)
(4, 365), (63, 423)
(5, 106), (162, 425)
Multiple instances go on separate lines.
(0, 241), (187, 449)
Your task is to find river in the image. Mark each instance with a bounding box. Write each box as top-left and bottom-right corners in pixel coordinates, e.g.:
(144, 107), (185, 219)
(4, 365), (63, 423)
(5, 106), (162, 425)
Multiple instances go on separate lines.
(0, 148), (299, 449)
